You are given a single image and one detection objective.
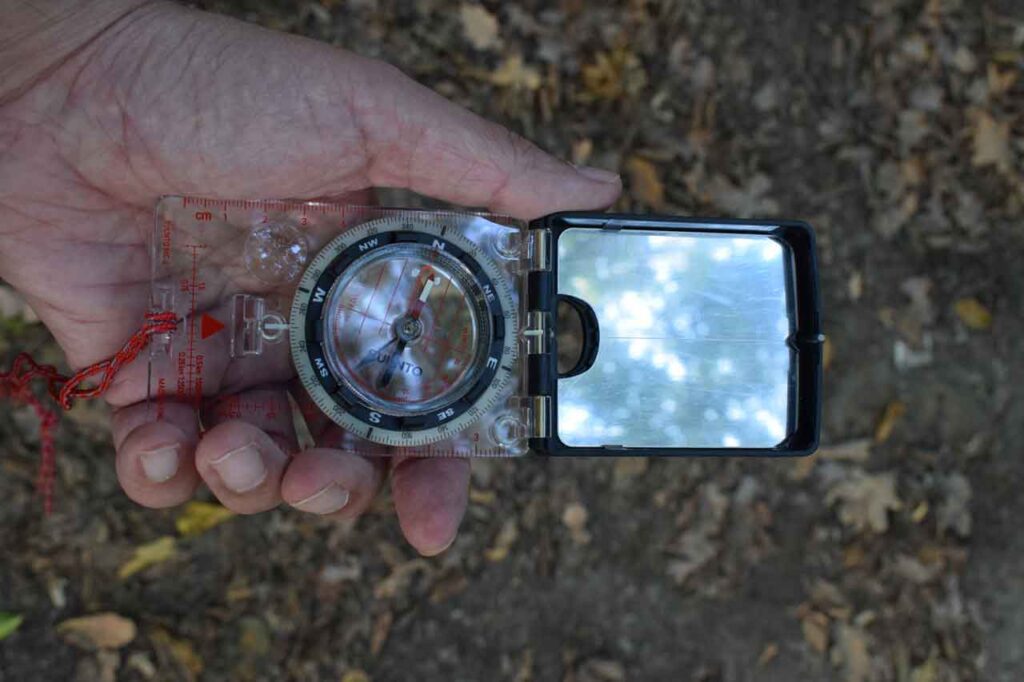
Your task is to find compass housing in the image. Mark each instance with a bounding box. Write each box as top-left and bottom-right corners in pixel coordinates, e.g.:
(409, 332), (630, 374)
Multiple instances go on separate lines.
(290, 216), (521, 449)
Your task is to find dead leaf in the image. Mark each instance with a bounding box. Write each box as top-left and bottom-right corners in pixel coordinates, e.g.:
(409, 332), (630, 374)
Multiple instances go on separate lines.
(175, 501), (235, 537)
(831, 624), (872, 682)
(823, 337), (834, 370)
(874, 401), (906, 443)
(801, 610), (830, 654)
(469, 488), (496, 506)
(485, 518), (520, 562)
(489, 55), (542, 90)
(341, 673), (371, 682)
(953, 298), (992, 331)
(577, 658), (625, 682)
(58, 613), (137, 650)
(987, 62), (1018, 96)
(790, 455), (818, 481)
(819, 439), (871, 463)
(118, 536), (177, 579)
(826, 471), (902, 534)
(374, 559), (431, 599)
(757, 642), (779, 666)
(562, 502), (591, 545)
(370, 611), (393, 657)
(0, 612), (23, 641)
(892, 555), (940, 584)
(514, 648), (534, 682)
(625, 156), (664, 209)
(581, 48), (646, 101)
(460, 4), (500, 51)
(571, 138), (593, 166)
(613, 457), (649, 486)
(971, 111), (1012, 171)
(151, 628), (204, 679)
(429, 571), (469, 603)
(76, 649), (121, 682)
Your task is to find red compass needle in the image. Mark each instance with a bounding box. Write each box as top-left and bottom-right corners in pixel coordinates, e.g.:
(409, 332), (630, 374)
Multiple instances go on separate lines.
(408, 267), (441, 320)
(378, 268), (441, 389)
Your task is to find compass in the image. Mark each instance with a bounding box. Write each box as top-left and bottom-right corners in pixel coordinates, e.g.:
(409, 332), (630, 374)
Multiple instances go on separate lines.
(290, 215), (519, 447)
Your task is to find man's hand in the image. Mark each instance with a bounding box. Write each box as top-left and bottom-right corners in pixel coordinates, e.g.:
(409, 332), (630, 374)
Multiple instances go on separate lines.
(0, 1), (621, 554)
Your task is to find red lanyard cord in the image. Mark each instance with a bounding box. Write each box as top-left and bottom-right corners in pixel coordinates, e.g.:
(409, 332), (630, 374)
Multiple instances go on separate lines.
(0, 311), (178, 512)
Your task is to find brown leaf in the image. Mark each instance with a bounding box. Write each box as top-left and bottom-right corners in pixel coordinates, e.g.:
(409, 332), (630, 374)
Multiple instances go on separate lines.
(625, 156), (665, 209)
(581, 48), (646, 101)
(800, 610), (830, 654)
(873, 401), (906, 443)
(485, 518), (520, 562)
(489, 55), (542, 90)
(562, 502), (591, 545)
(826, 471), (902, 534)
(151, 628), (203, 679)
(757, 642), (779, 666)
(819, 439), (871, 463)
(971, 111), (1012, 171)
(571, 138), (593, 166)
(429, 571), (469, 603)
(459, 4), (500, 51)
(370, 611), (393, 657)
(613, 457), (649, 486)
(831, 624), (872, 682)
(953, 297), (992, 331)
(58, 613), (137, 650)
(577, 658), (625, 682)
(374, 559), (431, 599)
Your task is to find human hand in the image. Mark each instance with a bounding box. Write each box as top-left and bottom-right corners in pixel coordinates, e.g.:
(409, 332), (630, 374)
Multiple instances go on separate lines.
(0, 1), (621, 554)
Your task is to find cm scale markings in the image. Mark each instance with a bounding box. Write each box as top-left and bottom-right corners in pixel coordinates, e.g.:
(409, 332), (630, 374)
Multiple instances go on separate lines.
(290, 216), (519, 448)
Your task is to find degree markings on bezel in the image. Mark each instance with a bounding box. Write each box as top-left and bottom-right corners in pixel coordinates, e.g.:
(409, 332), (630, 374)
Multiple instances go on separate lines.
(290, 215), (519, 447)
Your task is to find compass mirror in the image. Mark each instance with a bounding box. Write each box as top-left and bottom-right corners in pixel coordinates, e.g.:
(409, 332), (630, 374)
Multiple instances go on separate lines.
(549, 215), (821, 455)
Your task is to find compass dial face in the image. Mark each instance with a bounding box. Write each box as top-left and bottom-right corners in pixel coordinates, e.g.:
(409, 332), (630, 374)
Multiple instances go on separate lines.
(290, 216), (519, 447)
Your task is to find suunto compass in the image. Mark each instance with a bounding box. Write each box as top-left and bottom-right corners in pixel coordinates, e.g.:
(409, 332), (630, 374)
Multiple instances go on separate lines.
(290, 215), (519, 447)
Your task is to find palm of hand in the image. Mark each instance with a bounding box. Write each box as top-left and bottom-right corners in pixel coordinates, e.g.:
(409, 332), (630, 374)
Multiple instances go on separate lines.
(0, 3), (620, 553)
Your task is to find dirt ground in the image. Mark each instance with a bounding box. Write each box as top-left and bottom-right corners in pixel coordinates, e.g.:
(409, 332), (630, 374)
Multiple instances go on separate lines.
(2, 0), (1023, 680)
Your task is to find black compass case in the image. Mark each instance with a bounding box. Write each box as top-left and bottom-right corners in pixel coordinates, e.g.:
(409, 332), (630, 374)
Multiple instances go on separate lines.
(527, 212), (822, 458)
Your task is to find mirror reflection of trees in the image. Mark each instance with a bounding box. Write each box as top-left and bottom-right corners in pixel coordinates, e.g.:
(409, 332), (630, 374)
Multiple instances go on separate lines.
(557, 229), (790, 449)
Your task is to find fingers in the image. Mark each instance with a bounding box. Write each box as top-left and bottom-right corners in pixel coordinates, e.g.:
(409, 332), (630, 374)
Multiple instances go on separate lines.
(390, 457), (471, 556)
(280, 447), (385, 519)
(194, 420), (290, 514)
(112, 401), (200, 508)
(356, 60), (622, 219)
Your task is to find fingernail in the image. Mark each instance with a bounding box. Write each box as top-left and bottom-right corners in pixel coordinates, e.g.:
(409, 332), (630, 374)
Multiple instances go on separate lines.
(140, 445), (180, 483)
(293, 482), (350, 515)
(420, 534), (457, 557)
(211, 443), (267, 493)
(574, 165), (621, 184)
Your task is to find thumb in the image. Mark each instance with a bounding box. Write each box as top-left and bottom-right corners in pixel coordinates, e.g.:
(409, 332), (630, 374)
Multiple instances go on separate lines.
(352, 59), (622, 219)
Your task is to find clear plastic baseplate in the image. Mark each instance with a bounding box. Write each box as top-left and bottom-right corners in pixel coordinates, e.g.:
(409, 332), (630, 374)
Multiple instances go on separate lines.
(148, 196), (535, 458)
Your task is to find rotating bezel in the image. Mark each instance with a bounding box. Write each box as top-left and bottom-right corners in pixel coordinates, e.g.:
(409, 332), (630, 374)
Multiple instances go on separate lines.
(290, 217), (519, 447)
